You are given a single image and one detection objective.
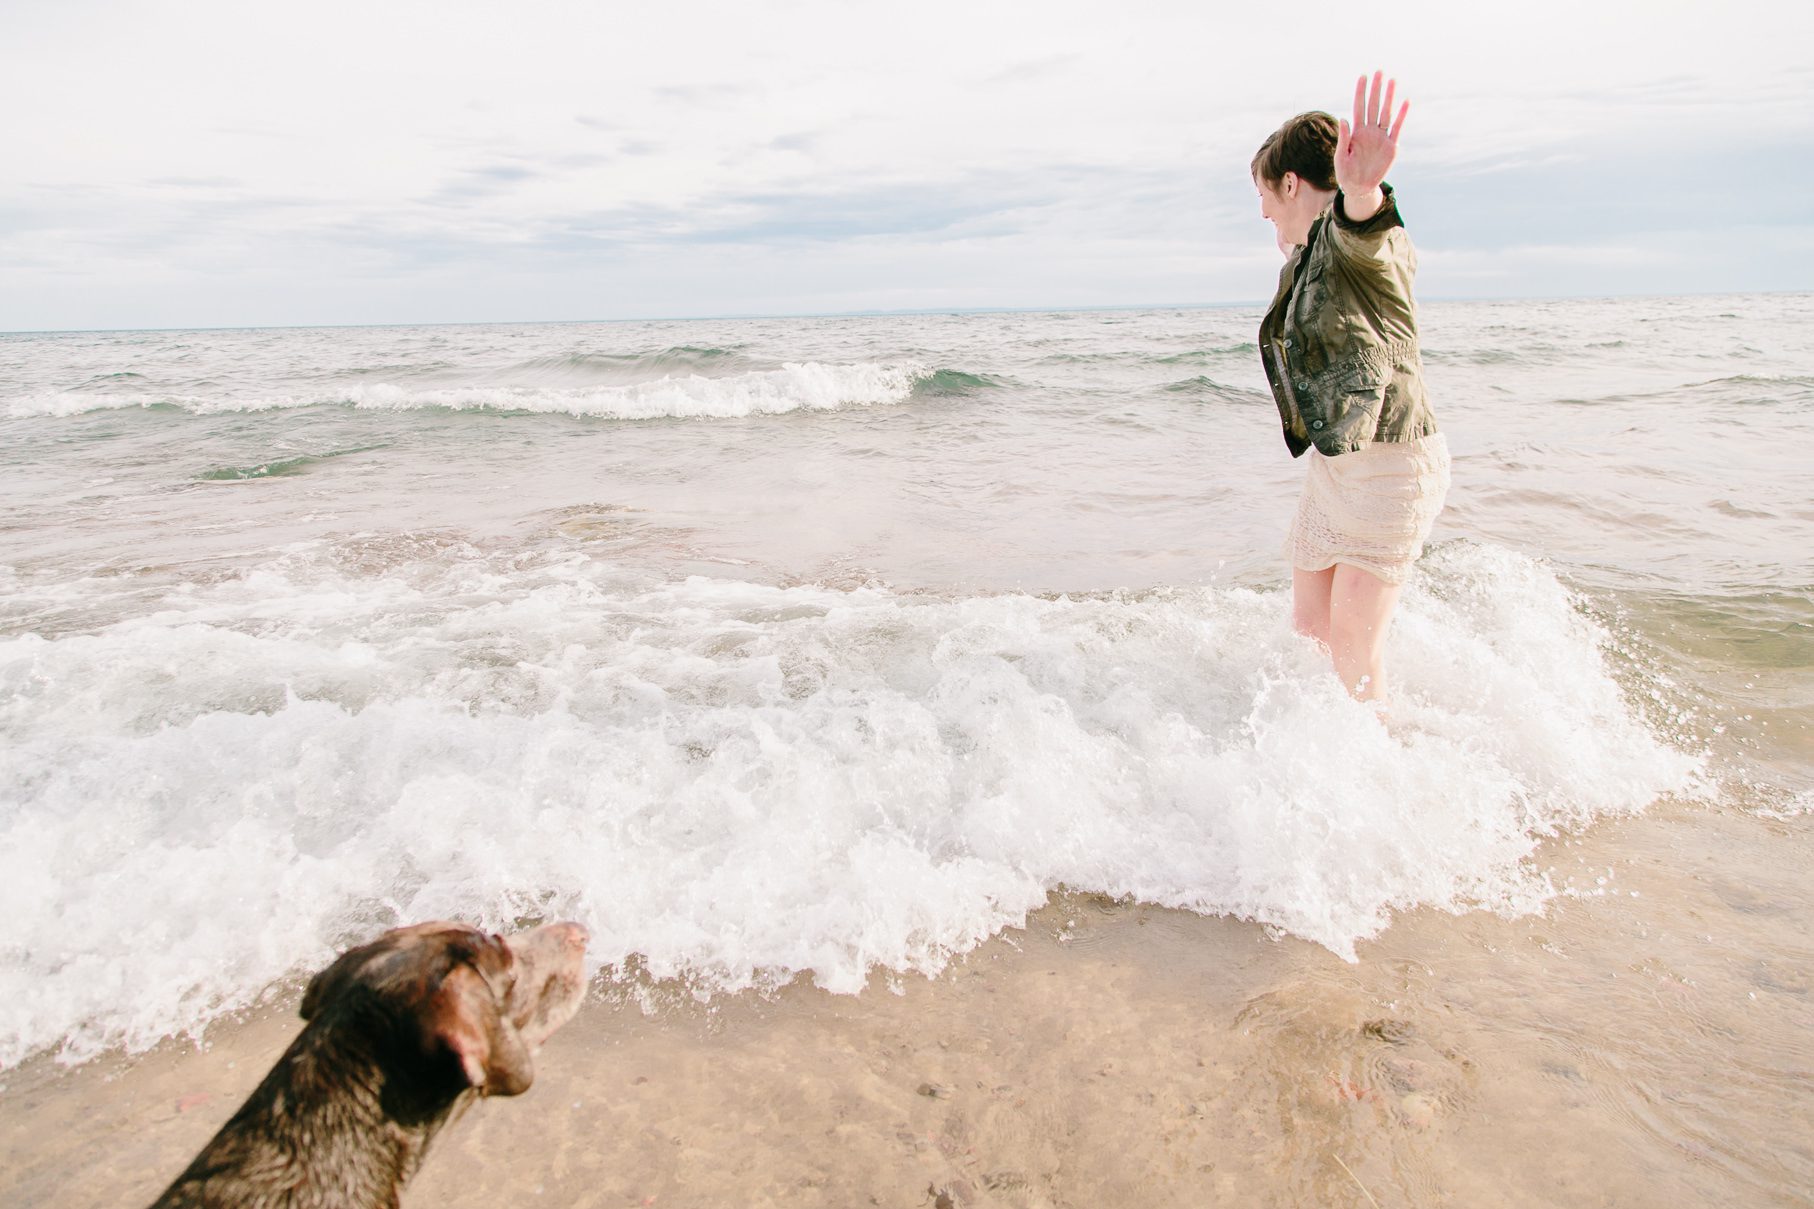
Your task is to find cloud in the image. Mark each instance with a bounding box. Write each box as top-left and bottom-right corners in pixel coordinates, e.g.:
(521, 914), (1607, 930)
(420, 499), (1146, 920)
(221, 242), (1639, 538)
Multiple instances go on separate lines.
(984, 53), (1084, 85)
(2, 0), (1811, 329)
(651, 83), (761, 105)
(768, 131), (819, 154)
(1403, 131), (1814, 251)
(146, 176), (242, 190)
(424, 162), (544, 206)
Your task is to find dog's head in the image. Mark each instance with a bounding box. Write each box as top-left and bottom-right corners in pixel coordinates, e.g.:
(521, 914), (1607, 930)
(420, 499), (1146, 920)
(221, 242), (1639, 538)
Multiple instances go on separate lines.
(300, 921), (589, 1098)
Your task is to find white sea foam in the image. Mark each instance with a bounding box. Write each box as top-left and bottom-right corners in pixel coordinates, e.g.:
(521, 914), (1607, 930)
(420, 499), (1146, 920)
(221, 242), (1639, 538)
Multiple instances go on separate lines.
(1754, 790), (1814, 820)
(2, 361), (923, 420)
(0, 541), (1700, 1068)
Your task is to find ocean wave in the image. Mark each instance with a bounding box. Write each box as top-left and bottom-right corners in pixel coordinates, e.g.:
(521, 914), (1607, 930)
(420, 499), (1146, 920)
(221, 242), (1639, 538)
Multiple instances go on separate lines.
(0, 540), (1700, 1068)
(1555, 373), (1814, 411)
(197, 445), (386, 481)
(1689, 373), (1814, 403)
(1153, 343), (1258, 364)
(502, 345), (756, 383)
(910, 368), (1002, 396)
(3, 361), (934, 421)
(1160, 375), (1266, 402)
(74, 370), (151, 389)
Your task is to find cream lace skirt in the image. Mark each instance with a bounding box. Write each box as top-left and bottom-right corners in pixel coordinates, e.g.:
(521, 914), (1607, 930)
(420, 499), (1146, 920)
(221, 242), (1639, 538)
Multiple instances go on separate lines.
(1285, 433), (1450, 585)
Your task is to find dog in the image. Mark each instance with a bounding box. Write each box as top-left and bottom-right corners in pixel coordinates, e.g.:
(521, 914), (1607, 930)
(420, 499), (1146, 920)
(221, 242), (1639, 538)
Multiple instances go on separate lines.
(150, 920), (589, 1208)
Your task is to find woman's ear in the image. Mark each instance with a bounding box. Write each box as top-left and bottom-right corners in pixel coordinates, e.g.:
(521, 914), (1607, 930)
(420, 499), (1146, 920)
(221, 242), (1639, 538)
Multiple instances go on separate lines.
(1281, 171), (1298, 199)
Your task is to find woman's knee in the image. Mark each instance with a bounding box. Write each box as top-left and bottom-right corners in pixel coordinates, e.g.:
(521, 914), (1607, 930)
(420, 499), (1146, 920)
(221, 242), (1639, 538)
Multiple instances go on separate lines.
(1327, 589), (1398, 656)
(1293, 606), (1330, 644)
(1327, 609), (1384, 658)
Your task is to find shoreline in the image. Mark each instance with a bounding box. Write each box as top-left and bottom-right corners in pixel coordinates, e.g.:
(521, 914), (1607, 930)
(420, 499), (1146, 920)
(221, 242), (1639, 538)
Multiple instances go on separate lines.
(4, 801), (1809, 1208)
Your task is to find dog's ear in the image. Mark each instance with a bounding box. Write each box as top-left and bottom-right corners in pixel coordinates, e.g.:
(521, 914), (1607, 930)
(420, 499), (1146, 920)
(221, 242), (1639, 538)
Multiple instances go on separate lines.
(424, 963), (535, 1097)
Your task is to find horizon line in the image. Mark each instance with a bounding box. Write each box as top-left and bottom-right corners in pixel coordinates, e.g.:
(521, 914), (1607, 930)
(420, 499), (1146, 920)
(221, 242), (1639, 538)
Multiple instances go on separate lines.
(3, 287), (1807, 337)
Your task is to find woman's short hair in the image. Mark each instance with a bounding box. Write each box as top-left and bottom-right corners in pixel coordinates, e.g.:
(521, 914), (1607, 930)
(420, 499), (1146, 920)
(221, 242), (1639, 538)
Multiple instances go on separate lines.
(1251, 112), (1338, 191)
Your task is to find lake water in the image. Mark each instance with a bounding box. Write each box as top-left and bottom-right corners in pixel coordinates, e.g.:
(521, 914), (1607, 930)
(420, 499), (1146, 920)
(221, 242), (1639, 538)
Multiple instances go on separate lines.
(1, 296), (1809, 1201)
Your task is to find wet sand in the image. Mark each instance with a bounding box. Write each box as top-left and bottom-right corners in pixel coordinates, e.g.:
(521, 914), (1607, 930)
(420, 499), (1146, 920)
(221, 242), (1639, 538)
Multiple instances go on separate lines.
(3, 799), (1809, 1209)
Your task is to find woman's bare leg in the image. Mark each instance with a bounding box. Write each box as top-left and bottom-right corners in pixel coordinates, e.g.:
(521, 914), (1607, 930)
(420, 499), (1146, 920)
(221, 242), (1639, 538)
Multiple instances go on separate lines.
(1327, 563), (1402, 702)
(1292, 566), (1336, 645)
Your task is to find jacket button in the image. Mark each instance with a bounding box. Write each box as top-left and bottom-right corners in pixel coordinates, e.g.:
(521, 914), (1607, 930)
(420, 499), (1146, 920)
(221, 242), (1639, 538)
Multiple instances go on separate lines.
(1283, 338), (1292, 348)
(1311, 419), (1325, 430)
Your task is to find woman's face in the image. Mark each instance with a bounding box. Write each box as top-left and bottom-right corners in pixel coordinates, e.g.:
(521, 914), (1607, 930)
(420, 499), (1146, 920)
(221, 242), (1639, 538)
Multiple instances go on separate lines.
(1255, 172), (1312, 254)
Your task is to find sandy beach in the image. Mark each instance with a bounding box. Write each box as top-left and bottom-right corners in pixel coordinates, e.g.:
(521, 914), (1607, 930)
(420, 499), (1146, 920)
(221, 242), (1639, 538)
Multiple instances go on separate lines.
(4, 799), (1807, 1209)
(6, 0), (1811, 1200)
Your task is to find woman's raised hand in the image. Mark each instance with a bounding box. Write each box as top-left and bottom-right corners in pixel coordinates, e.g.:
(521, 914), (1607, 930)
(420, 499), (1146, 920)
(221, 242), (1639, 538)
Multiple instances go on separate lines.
(1335, 72), (1407, 211)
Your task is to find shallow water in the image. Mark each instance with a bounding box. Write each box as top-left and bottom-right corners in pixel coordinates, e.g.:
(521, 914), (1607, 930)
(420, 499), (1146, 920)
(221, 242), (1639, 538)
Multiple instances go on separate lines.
(5, 807), (1808, 1208)
(0, 297), (1809, 1187)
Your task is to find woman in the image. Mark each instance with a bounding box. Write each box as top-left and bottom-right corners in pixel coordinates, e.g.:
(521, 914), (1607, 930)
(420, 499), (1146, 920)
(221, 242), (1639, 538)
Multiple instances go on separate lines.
(1252, 72), (1449, 706)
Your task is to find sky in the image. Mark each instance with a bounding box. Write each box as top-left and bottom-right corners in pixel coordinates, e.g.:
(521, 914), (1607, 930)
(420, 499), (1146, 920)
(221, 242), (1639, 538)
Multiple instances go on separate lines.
(4, 0), (1812, 331)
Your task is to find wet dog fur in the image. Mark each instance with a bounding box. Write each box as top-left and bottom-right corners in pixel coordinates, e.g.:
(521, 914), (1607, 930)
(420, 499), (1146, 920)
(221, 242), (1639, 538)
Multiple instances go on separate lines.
(149, 920), (588, 1208)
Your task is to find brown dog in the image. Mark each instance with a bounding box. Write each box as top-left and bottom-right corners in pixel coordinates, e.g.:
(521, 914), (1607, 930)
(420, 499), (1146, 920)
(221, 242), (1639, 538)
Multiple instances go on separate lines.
(150, 920), (589, 1208)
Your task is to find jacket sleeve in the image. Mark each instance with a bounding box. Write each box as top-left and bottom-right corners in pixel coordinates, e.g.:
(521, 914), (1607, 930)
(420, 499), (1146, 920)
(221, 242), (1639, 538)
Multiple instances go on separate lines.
(1327, 183), (1406, 269)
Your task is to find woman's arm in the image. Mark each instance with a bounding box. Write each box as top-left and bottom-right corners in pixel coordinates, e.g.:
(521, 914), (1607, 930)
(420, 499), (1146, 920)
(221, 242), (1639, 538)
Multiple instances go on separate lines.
(1335, 72), (1408, 223)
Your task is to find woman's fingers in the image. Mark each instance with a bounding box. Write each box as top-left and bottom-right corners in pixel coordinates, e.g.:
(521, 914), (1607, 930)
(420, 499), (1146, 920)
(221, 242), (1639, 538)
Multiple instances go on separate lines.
(1352, 71), (1403, 133)
(1339, 71), (1407, 192)
(1335, 73), (1407, 193)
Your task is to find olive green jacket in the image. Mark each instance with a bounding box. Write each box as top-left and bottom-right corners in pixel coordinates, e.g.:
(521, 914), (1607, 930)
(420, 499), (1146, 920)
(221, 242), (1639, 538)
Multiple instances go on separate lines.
(1258, 183), (1438, 458)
